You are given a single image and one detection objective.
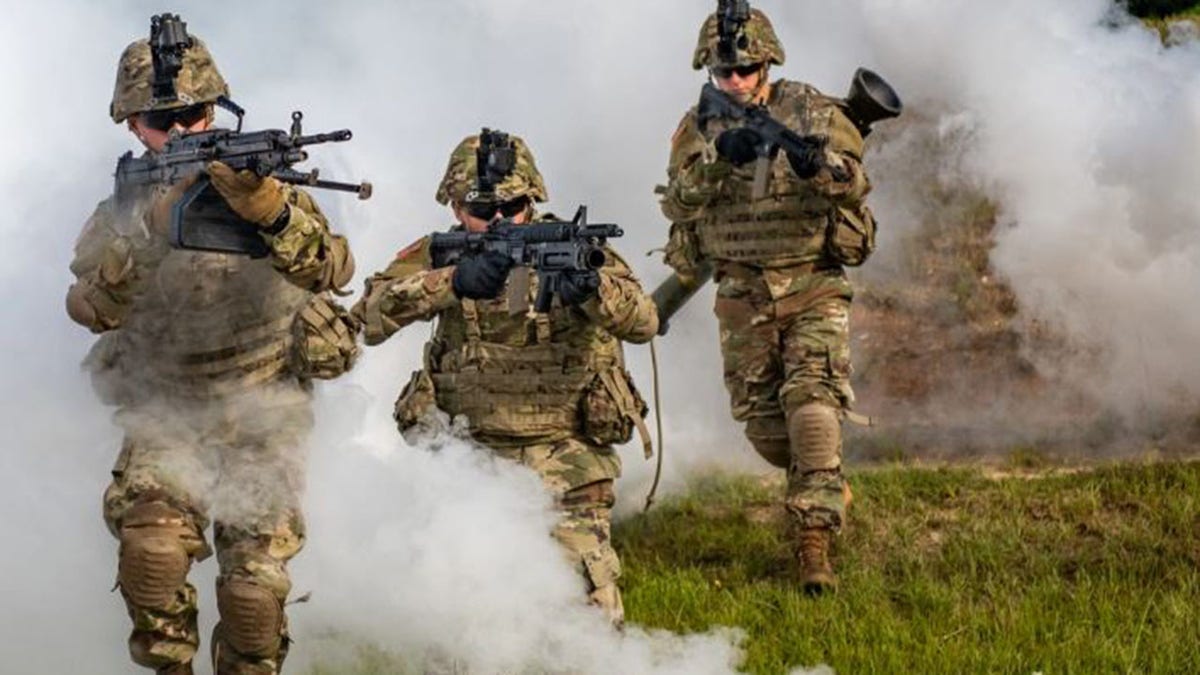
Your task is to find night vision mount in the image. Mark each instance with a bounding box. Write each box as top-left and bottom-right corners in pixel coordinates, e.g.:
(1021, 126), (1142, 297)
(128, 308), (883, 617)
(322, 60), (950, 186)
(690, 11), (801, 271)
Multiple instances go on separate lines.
(470, 127), (518, 203)
(149, 13), (193, 105)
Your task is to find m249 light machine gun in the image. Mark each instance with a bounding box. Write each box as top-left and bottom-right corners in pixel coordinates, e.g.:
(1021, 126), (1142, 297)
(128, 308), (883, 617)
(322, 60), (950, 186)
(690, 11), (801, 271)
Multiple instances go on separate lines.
(115, 109), (372, 258)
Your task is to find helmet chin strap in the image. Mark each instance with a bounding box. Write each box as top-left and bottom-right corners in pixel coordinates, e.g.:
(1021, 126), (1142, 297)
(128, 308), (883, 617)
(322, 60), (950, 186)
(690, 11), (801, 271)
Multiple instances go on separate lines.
(749, 64), (771, 104)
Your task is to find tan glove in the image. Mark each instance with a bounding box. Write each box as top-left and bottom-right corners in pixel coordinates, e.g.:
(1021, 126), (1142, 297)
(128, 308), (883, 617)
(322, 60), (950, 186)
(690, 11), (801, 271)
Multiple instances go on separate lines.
(206, 161), (287, 227)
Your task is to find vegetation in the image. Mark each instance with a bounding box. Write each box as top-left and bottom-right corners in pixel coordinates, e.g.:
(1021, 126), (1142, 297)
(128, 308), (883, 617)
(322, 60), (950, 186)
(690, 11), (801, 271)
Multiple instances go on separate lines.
(618, 462), (1200, 674)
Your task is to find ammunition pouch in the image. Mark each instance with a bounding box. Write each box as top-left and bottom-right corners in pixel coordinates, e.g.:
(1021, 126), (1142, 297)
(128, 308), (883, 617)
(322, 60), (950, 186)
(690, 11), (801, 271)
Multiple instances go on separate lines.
(581, 366), (652, 456)
(393, 369), (439, 438)
(825, 205), (876, 267)
(432, 368), (592, 444)
(290, 293), (359, 380)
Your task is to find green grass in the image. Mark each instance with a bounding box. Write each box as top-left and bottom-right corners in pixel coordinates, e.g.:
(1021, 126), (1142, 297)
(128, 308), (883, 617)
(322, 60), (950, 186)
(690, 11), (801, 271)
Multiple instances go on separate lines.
(617, 463), (1200, 674)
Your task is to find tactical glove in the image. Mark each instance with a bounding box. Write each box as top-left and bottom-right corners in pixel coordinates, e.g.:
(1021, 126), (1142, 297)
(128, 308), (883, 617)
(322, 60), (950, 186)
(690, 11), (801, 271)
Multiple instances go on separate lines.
(452, 250), (514, 300)
(714, 128), (763, 167)
(785, 137), (828, 180)
(207, 161), (288, 227)
(558, 270), (601, 307)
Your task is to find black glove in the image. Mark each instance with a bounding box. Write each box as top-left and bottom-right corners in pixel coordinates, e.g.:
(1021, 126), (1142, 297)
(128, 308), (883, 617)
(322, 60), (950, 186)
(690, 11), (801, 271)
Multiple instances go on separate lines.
(785, 135), (829, 179)
(451, 251), (513, 300)
(558, 270), (601, 307)
(714, 128), (763, 167)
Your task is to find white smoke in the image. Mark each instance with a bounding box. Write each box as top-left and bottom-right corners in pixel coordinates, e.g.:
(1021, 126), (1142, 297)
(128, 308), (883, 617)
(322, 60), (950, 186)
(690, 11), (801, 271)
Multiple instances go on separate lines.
(1, 0), (1197, 672)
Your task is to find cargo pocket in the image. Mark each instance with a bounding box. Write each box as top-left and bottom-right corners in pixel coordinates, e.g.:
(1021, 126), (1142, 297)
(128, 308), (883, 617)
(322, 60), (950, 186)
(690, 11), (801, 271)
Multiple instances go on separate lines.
(825, 204), (877, 267)
(291, 294), (360, 380)
(581, 366), (653, 458)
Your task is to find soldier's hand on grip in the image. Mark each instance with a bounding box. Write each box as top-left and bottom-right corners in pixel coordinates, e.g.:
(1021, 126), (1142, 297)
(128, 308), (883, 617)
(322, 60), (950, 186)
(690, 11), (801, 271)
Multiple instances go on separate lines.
(786, 142), (825, 180)
(207, 161), (288, 227)
(558, 270), (601, 307)
(715, 128), (763, 167)
(451, 250), (514, 300)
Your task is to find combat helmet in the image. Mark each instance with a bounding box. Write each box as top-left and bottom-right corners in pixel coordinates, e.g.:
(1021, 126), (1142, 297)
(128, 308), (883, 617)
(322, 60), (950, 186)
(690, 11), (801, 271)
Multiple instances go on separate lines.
(110, 14), (230, 124)
(692, 7), (785, 70)
(435, 130), (548, 205)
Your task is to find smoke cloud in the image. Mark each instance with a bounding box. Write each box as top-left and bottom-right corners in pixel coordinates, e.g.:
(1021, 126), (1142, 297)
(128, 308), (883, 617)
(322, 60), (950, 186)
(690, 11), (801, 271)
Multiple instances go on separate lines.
(1, 0), (1196, 672)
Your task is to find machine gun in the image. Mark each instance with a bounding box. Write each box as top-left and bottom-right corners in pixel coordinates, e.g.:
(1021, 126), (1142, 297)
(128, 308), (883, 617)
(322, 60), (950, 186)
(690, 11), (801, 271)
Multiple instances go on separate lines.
(114, 110), (372, 257)
(430, 206), (622, 313)
(653, 68), (903, 334)
(715, 0), (752, 63)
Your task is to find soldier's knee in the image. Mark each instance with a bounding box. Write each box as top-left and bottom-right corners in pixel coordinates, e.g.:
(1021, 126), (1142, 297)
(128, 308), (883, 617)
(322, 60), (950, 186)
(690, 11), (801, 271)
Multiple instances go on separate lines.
(117, 502), (199, 609)
(744, 416), (790, 468)
(787, 403), (842, 472)
(216, 578), (285, 658)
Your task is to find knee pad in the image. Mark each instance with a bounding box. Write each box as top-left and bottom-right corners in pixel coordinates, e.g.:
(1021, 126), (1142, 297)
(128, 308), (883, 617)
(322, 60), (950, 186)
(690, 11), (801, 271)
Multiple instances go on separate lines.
(217, 579), (284, 658)
(744, 416), (790, 468)
(787, 403), (842, 472)
(561, 480), (616, 511)
(117, 502), (194, 610)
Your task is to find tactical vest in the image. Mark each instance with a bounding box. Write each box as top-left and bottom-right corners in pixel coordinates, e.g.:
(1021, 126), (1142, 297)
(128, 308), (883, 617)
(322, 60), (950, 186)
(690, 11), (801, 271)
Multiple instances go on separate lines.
(425, 270), (625, 446)
(95, 192), (311, 402)
(695, 80), (841, 268)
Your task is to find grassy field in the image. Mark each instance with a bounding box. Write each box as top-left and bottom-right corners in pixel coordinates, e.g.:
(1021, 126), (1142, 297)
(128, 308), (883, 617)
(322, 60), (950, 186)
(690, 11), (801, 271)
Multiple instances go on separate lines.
(618, 461), (1200, 674)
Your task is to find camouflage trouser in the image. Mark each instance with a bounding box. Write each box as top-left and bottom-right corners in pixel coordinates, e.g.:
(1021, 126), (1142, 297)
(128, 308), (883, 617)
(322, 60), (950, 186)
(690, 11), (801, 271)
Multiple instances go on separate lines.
(490, 436), (625, 626)
(713, 262), (854, 530)
(102, 385), (311, 674)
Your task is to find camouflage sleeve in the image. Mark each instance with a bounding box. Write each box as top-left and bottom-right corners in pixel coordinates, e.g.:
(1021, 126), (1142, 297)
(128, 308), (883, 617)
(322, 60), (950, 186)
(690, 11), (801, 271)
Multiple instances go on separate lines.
(809, 104), (871, 207)
(579, 247), (659, 344)
(658, 109), (730, 225)
(65, 198), (143, 333)
(263, 186), (356, 293)
(350, 237), (456, 345)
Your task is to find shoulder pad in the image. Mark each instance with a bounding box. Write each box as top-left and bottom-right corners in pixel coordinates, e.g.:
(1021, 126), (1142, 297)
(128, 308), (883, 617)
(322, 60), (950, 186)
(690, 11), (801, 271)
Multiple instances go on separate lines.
(772, 78), (824, 101)
(382, 235), (433, 277)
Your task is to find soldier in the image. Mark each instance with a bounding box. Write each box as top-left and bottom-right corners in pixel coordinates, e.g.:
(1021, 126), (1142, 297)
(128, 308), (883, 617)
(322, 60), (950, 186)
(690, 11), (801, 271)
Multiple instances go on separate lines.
(67, 17), (358, 675)
(657, 8), (878, 593)
(353, 131), (658, 626)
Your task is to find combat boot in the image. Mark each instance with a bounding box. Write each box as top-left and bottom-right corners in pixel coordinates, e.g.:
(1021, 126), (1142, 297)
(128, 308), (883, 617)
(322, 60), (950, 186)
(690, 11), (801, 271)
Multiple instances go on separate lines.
(797, 527), (837, 595)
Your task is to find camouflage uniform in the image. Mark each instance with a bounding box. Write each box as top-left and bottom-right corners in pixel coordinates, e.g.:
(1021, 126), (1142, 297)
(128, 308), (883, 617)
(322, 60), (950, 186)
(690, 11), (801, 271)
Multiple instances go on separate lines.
(68, 29), (357, 675)
(353, 133), (658, 625)
(659, 10), (876, 579)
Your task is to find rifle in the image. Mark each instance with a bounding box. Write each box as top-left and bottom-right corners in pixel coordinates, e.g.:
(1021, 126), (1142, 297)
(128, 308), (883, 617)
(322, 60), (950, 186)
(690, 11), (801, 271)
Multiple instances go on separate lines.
(430, 206), (622, 313)
(698, 82), (843, 198)
(114, 110), (372, 257)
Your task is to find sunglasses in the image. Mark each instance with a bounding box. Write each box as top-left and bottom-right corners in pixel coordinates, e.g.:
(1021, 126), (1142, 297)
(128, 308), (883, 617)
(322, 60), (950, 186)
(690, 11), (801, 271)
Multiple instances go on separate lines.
(140, 103), (209, 132)
(465, 198), (530, 220)
(711, 63), (763, 79)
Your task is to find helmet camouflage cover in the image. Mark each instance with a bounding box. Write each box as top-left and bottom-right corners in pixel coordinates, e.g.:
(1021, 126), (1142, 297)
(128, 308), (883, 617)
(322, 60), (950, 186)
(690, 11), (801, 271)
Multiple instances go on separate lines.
(110, 35), (229, 123)
(692, 8), (785, 70)
(435, 132), (548, 205)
